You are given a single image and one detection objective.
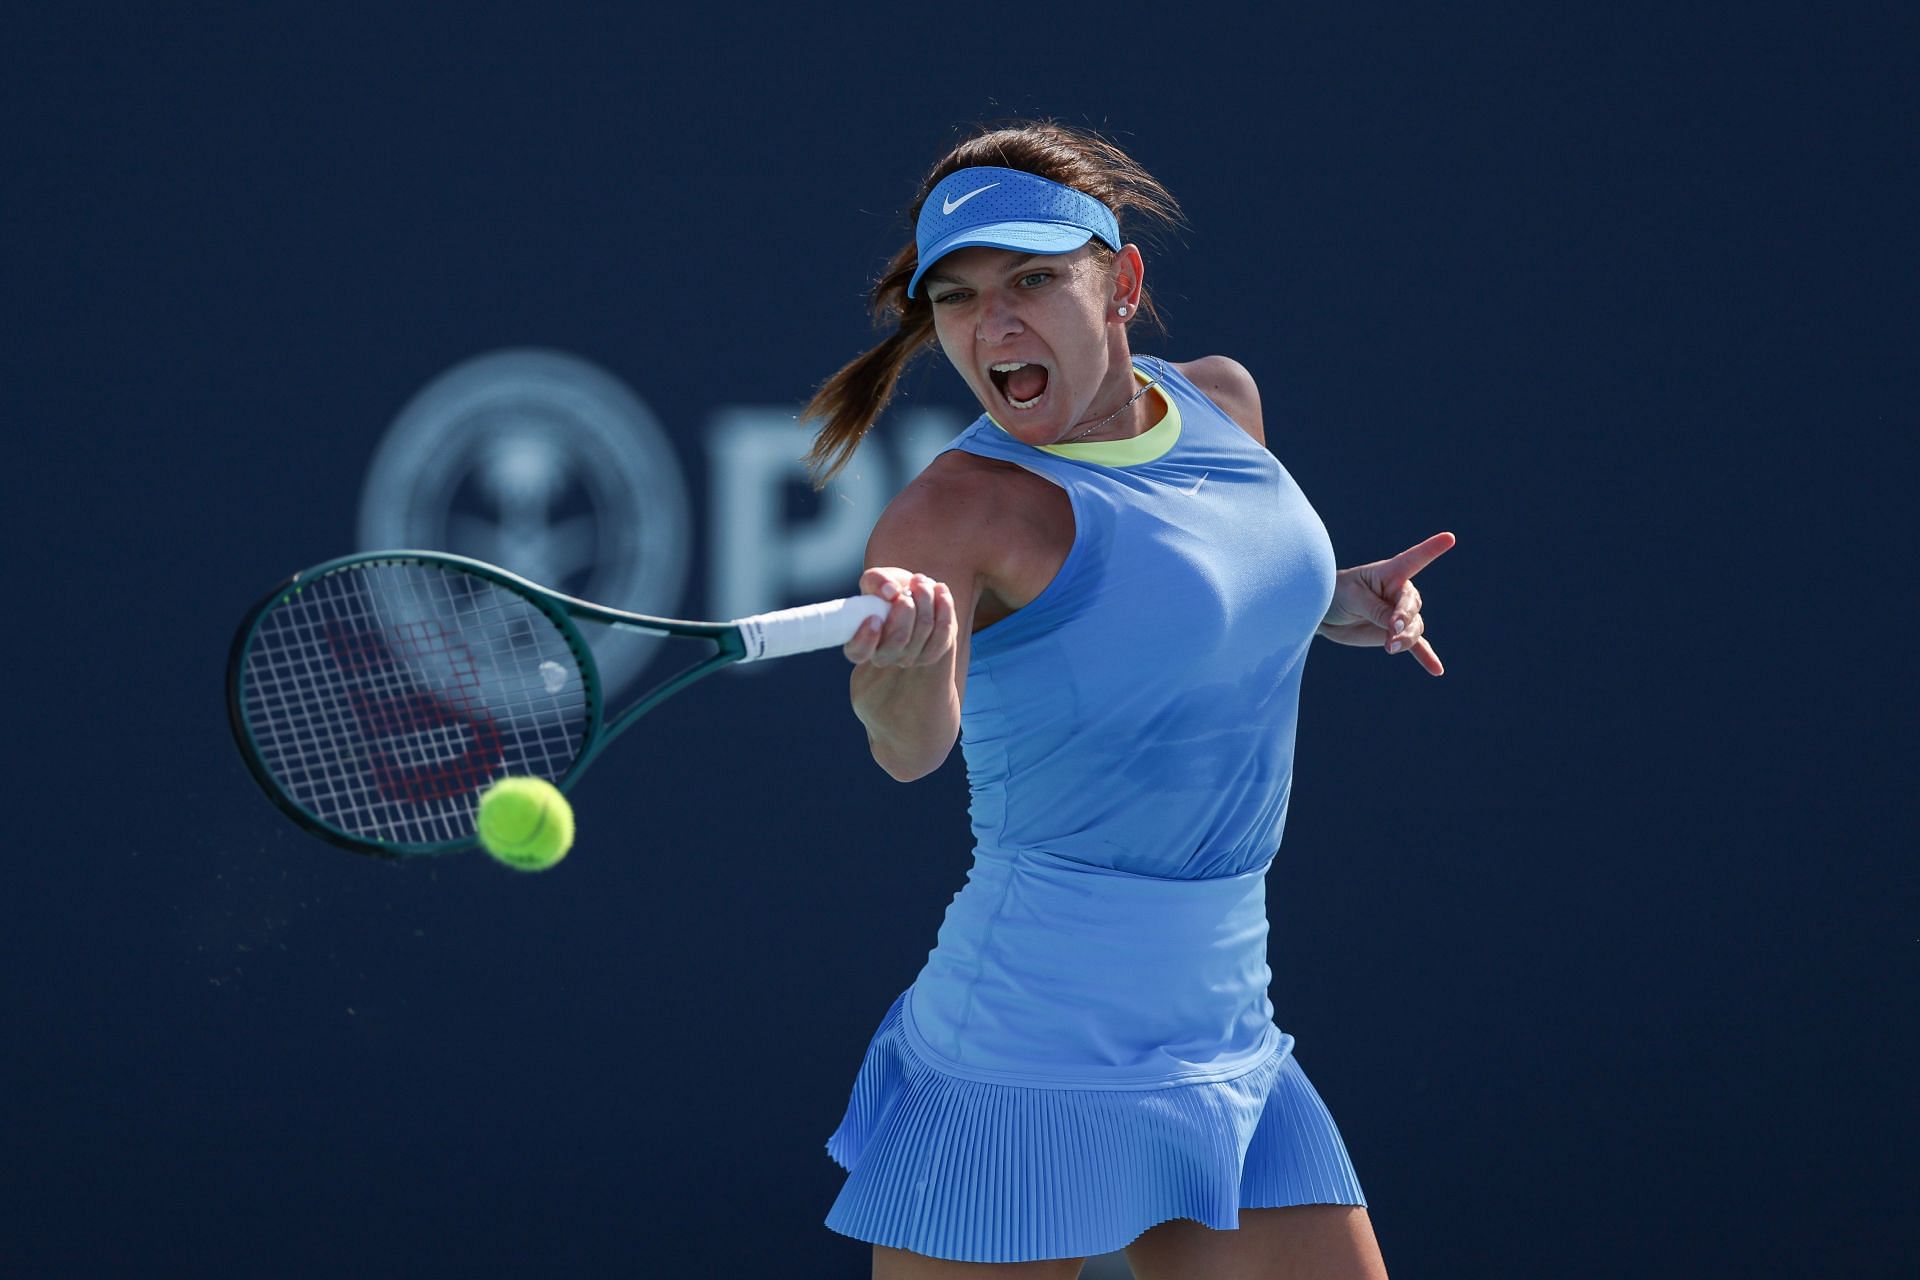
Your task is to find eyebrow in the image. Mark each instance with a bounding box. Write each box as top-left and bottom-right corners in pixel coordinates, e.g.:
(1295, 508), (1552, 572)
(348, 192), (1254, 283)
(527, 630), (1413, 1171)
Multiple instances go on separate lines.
(921, 252), (1044, 288)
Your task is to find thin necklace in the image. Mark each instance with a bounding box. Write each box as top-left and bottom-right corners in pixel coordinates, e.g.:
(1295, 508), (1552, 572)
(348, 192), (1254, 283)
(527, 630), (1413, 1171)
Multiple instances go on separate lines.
(1062, 375), (1159, 444)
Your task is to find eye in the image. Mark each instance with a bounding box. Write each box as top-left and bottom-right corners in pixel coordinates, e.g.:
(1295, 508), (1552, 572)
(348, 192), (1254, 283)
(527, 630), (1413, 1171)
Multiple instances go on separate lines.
(1017, 271), (1052, 288)
(931, 290), (970, 306)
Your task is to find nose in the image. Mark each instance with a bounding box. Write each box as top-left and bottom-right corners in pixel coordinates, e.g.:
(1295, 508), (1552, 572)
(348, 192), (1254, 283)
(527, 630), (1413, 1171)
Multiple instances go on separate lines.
(975, 290), (1023, 345)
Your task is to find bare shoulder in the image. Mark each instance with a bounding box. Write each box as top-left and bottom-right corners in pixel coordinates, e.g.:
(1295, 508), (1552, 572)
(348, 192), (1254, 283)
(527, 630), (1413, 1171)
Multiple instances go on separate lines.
(1172, 354), (1265, 444)
(875, 448), (1033, 540)
(867, 448), (1053, 576)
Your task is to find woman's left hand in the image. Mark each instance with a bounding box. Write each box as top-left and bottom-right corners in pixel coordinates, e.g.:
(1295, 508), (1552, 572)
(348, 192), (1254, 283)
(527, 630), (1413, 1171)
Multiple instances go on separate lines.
(1316, 531), (1456, 676)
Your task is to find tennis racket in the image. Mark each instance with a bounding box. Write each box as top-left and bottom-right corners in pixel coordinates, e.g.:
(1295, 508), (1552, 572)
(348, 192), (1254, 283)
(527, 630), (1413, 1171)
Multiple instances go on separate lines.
(227, 550), (884, 859)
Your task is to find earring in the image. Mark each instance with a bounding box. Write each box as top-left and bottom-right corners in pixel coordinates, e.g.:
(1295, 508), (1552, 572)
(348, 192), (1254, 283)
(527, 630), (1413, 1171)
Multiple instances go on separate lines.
(1117, 305), (1130, 317)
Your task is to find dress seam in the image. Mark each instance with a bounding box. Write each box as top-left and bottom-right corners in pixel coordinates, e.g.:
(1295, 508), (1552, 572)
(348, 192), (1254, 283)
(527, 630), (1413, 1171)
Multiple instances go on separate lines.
(903, 985), (1291, 1091)
(941, 856), (1018, 1056)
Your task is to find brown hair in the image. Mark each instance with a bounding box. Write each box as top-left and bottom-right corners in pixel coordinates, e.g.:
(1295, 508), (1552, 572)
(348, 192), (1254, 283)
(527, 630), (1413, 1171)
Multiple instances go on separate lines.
(801, 121), (1185, 486)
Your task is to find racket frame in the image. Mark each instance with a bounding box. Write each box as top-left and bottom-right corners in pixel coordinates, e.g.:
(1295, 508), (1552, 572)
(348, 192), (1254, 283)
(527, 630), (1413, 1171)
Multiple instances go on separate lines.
(227, 550), (750, 858)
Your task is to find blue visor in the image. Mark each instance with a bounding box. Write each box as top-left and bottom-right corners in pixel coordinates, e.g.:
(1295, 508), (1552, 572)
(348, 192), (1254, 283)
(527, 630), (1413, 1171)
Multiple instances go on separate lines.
(907, 166), (1123, 298)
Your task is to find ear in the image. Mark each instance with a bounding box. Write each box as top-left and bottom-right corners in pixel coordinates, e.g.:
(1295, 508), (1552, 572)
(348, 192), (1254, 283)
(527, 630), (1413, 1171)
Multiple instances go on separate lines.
(1108, 244), (1145, 315)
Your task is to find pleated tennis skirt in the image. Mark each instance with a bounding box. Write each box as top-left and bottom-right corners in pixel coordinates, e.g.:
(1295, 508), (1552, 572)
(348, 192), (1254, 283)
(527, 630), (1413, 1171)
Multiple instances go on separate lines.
(823, 986), (1367, 1264)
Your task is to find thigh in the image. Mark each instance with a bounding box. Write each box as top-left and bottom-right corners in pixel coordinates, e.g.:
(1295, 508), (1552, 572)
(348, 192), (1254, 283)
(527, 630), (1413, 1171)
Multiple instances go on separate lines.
(872, 1244), (1087, 1280)
(1123, 1206), (1387, 1280)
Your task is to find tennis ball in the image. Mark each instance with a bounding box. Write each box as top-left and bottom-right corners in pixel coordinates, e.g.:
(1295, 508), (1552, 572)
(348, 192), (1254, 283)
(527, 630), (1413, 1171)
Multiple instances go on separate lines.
(476, 777), (574, 871)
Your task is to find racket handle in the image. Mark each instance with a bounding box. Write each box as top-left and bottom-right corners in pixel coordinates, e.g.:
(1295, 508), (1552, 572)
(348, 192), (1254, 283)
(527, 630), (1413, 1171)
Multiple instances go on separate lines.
(733, 595), (890, 663)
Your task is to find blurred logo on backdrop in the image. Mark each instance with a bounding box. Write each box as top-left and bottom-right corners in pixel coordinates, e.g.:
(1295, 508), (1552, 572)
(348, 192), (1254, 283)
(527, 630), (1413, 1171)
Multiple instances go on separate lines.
(361, 347), (961, 691)
(358, 349), (691, 696)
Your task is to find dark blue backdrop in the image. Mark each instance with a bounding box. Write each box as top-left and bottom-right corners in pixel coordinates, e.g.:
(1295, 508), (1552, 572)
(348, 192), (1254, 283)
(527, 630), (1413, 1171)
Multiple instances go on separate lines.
(8, 6), (1913, 1276)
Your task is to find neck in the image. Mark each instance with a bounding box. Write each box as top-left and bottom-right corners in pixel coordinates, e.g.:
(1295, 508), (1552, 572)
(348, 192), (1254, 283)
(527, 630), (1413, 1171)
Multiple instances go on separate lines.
(1061, 358), (1157, 444)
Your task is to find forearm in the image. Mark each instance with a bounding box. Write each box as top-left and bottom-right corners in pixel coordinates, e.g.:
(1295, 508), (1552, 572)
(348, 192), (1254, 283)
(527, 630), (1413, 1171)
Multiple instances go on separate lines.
(851, 658), (961, 782)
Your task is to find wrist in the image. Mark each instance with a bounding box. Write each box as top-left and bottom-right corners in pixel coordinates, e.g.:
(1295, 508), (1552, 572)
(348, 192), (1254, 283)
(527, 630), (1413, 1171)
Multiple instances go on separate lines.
(851, 660), (959, 773)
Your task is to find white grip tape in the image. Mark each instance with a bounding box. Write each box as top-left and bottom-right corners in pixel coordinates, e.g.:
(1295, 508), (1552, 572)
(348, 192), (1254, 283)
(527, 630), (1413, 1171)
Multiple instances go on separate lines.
(733, 595), (889, 663)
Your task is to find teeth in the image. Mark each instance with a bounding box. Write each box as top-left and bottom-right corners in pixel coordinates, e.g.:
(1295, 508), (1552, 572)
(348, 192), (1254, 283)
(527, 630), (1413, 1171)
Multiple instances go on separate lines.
(1008, 391), (1044, 409)
(991, 361), (1029, 372)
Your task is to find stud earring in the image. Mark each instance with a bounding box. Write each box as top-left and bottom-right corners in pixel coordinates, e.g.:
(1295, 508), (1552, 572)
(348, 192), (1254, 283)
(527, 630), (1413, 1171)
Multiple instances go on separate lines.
(1117, 305), (1130, 317)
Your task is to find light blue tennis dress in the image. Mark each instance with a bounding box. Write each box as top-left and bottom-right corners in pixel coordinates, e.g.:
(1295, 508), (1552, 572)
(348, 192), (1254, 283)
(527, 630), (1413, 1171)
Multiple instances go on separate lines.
(824, 356), (1366, 1263)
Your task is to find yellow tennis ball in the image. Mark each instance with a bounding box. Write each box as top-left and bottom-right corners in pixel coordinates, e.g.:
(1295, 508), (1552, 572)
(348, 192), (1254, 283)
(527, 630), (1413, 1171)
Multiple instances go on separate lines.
(476, 777), (574, 871)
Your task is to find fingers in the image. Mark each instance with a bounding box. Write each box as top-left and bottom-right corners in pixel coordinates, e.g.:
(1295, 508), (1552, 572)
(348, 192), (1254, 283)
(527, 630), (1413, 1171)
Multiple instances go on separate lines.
(1386, 617), (1443, 676)
(1385, 608), (1423, 654)
(858, 566), (908, 599)
(1390, 531), (1456, 579)
(886, 573), (936, 662)
(1380, 543), (1447, 674)
(842, 614), (883, 663)
(1382, 581), (1443, 674)
(847, 569), (955, 667)
(1386, 581), (1423, 641)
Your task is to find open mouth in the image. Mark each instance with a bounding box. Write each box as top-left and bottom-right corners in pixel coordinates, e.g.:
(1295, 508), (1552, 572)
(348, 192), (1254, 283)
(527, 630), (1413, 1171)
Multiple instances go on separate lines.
(988, 361), (1050, 411)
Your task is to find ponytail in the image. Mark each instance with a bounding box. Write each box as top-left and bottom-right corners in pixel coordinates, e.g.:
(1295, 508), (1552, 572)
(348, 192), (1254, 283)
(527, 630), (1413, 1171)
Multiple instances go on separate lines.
(800, 243), (931, 487)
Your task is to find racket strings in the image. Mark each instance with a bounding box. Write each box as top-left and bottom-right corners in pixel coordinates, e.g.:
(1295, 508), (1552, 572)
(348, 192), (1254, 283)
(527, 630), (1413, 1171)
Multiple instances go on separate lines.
(241, 561), (592, 848)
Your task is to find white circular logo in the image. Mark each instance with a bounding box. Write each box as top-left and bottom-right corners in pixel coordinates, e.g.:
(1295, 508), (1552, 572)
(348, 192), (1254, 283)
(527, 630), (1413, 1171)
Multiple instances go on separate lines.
(358, 349), (692, 696)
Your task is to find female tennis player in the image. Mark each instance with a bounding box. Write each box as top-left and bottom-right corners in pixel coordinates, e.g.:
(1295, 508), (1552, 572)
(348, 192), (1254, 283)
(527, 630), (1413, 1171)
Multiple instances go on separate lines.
(807, 121), (1452, 1279)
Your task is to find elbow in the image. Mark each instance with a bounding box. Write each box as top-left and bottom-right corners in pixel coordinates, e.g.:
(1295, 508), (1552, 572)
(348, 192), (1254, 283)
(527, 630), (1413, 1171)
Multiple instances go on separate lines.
(868, 735), (954, 784)
(879, 757), (935, 784)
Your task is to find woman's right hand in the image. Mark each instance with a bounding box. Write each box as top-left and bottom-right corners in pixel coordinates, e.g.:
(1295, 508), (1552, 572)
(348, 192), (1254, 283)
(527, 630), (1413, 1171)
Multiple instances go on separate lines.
(844, 566), (957, 668)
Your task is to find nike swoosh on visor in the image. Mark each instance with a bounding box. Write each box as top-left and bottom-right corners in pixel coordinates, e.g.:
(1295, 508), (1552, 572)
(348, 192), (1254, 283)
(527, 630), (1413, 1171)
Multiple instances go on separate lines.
(942, 183), (999, 215)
